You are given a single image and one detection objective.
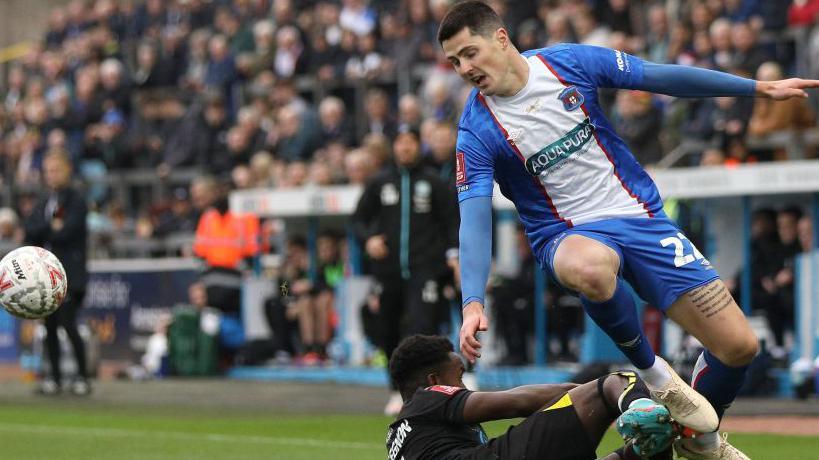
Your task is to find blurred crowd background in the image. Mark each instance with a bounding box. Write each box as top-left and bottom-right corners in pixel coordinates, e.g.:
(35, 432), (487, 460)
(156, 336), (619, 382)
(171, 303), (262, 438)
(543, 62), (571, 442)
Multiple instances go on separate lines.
(0, 0), (818, 372)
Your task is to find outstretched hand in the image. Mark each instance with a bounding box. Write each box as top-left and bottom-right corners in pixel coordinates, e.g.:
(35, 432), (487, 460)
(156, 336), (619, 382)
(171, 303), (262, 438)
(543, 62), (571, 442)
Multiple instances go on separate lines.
(460, 302), (489, 363)
(757, 78), (819, 100)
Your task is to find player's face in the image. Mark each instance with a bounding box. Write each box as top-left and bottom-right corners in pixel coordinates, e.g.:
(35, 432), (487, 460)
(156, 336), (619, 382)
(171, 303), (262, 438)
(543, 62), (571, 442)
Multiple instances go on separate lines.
(432, 353), (467, 388)
(43, 157), (72, 191)
(442, 27), (511, 96)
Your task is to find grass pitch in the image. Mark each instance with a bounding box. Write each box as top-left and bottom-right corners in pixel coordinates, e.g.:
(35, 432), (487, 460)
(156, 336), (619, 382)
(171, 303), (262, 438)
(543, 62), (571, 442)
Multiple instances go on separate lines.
(0, 402), (817, 459)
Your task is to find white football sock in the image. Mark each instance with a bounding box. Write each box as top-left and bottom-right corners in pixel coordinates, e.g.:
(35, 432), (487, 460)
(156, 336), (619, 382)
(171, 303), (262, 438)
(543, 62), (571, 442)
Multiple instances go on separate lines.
(693, 431), (721, 451)
(636, 356), (672, 388)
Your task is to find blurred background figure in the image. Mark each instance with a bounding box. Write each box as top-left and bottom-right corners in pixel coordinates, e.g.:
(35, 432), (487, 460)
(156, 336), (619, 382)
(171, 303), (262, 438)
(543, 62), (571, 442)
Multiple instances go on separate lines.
(24, 150), (90, 396)
(351, 127), (459, 416)
(193, 178), (260, 367)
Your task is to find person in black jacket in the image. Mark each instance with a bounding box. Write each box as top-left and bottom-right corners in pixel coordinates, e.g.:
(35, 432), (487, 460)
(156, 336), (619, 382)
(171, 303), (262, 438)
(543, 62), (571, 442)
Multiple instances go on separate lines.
(24, 150), (90, 396)
(352, 126), (460, 415)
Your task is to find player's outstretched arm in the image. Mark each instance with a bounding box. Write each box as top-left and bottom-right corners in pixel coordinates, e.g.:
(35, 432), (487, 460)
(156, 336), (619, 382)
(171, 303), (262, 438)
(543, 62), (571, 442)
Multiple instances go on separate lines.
(640, 61), (819, 100)
(461, 383), (578, 424)
(458, 196), (493, 363)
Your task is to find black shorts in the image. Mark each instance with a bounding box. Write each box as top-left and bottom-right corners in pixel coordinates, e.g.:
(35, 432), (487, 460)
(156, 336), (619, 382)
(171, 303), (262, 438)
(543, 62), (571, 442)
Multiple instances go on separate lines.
(470, 393), (597, 460)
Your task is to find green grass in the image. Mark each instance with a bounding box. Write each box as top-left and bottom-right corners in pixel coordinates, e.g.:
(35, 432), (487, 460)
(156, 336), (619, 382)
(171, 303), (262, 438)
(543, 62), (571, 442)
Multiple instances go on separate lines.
(0, 403), (816, 459)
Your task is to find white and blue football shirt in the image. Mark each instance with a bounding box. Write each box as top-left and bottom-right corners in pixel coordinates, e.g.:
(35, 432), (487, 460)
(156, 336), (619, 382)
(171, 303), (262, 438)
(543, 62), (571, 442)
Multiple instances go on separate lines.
(456, 44), (663, 261)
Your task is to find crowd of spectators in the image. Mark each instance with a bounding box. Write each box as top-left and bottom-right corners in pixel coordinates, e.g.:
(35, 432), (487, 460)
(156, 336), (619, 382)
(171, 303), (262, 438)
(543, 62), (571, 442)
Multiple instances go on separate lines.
(739, 206), (815, 362)
(0, 0), (819, 368)
(0, 0), (816, 248)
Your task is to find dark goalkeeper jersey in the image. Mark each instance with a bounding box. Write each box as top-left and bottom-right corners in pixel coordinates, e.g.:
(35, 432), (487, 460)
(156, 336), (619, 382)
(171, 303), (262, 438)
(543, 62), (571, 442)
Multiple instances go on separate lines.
(385, 385), (492, 460)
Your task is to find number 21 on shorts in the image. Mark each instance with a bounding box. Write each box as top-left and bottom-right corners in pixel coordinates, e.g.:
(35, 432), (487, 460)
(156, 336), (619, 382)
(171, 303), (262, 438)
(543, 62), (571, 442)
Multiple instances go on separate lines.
(660, 233), (709, 268)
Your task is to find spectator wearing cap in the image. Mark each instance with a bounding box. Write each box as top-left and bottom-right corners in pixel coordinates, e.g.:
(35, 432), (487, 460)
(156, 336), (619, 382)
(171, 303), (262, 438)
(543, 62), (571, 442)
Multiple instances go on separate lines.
(84, 108), (131, 169)
(351, 126), (459, 415)
(155, 187), (198, 237)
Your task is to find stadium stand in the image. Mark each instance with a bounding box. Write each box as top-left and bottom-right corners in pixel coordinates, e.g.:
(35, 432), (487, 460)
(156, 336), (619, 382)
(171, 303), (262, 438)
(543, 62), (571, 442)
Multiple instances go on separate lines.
(1, 0), (818, 378)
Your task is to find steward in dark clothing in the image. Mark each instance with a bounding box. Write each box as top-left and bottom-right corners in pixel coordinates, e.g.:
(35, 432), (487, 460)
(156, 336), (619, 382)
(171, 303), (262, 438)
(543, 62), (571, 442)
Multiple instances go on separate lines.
(351, 128), (459, 373)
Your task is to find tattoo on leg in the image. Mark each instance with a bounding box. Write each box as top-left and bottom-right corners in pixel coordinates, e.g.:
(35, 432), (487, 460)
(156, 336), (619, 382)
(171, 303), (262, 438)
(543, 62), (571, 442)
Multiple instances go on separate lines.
(686, 282), (733, 318)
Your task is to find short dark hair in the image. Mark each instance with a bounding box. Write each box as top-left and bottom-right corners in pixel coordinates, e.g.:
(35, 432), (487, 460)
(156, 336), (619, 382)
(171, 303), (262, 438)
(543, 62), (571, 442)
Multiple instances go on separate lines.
(437, 1), (505, 44)
(389, 335), (454, 400)
(779, 205), (804, 221)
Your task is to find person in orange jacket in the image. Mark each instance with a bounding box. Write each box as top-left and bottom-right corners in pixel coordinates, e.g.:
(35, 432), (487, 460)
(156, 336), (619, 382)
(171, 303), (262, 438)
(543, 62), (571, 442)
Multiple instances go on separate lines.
(193, 178), (261, 360)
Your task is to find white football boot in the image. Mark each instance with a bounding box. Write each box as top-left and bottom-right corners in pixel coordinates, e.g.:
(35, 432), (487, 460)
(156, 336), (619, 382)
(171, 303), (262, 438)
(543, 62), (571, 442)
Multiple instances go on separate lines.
(647, 357), (719, 433)
(675, 433), (750, 460)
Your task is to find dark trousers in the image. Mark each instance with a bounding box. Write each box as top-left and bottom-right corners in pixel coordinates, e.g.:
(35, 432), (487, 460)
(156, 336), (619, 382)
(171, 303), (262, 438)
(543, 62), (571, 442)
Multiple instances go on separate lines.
(201, 267), (242, 314)
(378, 273), (446, 371)
(264, 296), (297, 355)
(765, 301), (793, 348)
(44, 289), (88, 384)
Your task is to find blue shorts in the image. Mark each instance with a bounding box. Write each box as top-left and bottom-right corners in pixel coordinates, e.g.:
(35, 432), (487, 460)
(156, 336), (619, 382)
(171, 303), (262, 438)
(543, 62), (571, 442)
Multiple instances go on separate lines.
(543, 215), (719, 311)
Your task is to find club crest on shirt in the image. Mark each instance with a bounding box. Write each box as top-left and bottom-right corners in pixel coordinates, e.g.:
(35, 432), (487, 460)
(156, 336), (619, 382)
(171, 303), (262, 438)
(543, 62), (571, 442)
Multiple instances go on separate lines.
(558, 86), (584, 112)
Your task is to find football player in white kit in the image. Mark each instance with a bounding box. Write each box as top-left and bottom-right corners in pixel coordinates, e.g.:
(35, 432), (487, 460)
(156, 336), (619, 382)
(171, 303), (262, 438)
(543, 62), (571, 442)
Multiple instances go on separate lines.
(438, 2), (819, 459)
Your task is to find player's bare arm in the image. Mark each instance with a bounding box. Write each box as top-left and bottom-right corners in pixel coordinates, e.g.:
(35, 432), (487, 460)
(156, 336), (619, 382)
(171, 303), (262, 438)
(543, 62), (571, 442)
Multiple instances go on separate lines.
(456, 194), (494, 363)
(461, 383), (578, 424)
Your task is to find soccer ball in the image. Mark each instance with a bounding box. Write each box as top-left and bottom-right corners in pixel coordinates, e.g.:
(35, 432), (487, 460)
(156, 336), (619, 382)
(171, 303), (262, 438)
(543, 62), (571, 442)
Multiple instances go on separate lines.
(0, 246), (67, 319)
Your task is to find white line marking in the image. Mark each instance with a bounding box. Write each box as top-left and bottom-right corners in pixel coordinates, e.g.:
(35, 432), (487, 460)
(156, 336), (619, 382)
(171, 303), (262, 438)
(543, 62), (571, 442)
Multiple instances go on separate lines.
(0, 422), (381, 450)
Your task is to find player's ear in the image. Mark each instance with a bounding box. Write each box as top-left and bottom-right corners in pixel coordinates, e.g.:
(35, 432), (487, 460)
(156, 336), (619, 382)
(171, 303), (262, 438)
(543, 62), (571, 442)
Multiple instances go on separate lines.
(426, 372), (439, 386)
(495, 28), (510, 49)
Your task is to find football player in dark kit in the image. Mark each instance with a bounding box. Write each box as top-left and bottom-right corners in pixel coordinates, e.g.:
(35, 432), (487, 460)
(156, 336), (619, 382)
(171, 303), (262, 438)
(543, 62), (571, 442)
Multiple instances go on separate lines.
(386, 335), (676, 460)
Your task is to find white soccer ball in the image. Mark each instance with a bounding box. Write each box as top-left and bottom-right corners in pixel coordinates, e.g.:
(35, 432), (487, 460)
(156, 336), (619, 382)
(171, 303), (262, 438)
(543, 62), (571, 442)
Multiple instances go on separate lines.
(0, 246), (68, 319)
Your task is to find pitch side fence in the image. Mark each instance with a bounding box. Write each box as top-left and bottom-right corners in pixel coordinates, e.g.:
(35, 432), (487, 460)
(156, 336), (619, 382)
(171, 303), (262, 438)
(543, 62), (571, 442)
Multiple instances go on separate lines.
(231, 161), (819, 367)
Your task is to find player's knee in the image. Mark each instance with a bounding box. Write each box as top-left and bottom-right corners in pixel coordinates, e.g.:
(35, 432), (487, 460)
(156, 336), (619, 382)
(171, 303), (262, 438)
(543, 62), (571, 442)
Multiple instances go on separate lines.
(715, 333), (759, 366)
(570, 263), (617, 301)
